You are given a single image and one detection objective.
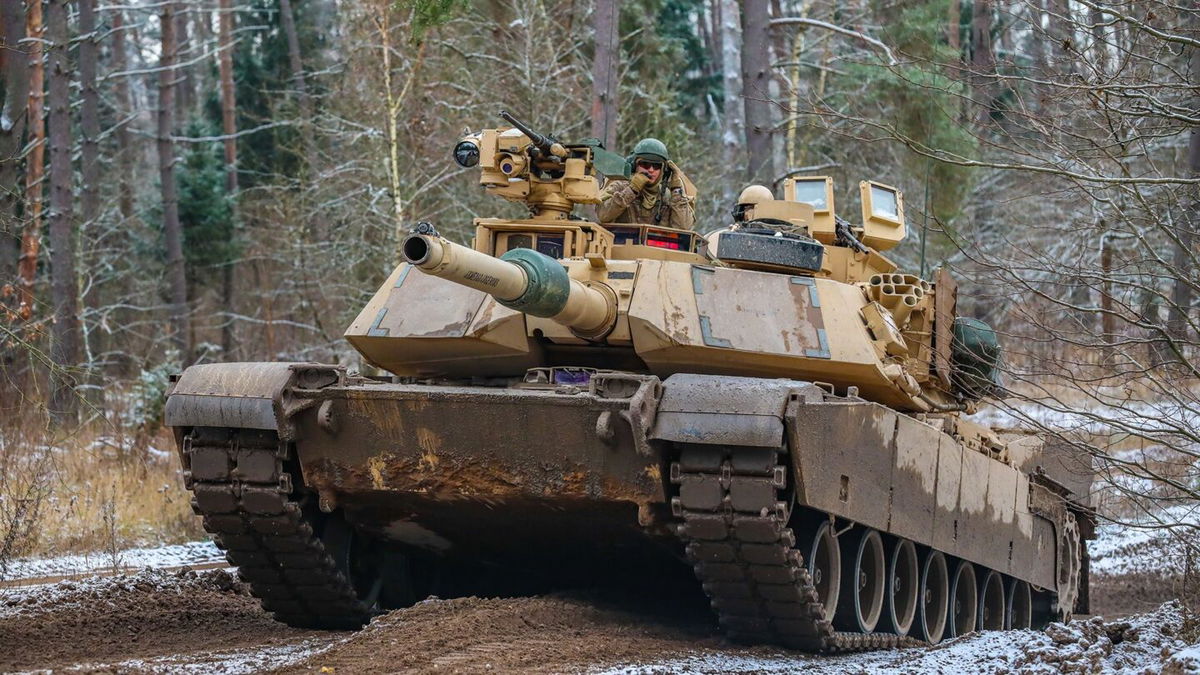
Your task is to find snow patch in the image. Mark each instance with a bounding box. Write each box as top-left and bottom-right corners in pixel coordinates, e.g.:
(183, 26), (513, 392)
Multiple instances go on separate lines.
(594, 603), (1198, 675)
(2, 540), (223, 584)
(68, 639), (332, 674)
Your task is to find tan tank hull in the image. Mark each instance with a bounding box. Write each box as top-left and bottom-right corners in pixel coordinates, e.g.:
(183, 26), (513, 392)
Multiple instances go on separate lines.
(166, 361), (1092, 648)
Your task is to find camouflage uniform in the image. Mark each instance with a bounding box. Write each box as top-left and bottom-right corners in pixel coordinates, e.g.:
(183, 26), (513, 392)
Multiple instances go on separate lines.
(598, 177), (696, 230)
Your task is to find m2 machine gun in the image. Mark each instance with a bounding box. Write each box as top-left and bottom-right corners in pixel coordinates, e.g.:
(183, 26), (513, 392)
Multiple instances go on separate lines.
(164, 111), (1096, 653)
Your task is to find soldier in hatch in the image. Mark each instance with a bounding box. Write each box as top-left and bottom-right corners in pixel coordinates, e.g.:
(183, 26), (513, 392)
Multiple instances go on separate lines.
(598, 138), (696, 230)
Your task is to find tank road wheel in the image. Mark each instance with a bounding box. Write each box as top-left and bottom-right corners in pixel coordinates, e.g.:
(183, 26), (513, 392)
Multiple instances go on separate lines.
(669, 445), (919, 652)
(917, 549), (949, 644)
(883, 537), (918, 636)
(978, 568), (1006, 631)
(807, 520), (842, 621)
(319, 513), (385, 610)
(1006, 578), (1033, 630)
(949, 559), (978, 637)
(834, 528), (886, 633)
(1031, 588), (1055, 629)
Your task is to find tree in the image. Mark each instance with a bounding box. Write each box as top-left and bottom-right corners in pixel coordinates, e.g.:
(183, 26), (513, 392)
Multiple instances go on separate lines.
(718, 0), (744, 202)
(18, 0), (44, 321)
(158, 2), (190, 360)
(279, 0), (318, 173)
(178, 121), (235, 296)
(78, 0), (100, 378)
(589, 0), (619, 151)
(0, 0), (30, 306)
(111, 8), (135, 221)
(741, 0), (775, 184)
(217, 0), (238, 357)
(969, 0), (995, 128)
(46, 0), (80, 419)
(1169, 11), (1199, 342)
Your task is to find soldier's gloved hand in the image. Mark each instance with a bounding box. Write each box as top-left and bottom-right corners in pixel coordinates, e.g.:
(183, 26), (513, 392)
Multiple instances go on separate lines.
(666, 161), (686, 190)
(629, 172), (652, 193)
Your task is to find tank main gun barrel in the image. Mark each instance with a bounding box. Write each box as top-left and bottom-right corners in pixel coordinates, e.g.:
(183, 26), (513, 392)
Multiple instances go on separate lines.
(498, 110), (567, 159)
(401, 223), (617, 338)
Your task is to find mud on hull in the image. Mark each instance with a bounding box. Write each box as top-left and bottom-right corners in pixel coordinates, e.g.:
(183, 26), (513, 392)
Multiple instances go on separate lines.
(166, 362), (1092, 648)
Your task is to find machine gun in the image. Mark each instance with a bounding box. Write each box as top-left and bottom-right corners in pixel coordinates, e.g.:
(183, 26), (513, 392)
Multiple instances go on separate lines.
(451, 111), (626, 219)
(498, 110), (567, 160)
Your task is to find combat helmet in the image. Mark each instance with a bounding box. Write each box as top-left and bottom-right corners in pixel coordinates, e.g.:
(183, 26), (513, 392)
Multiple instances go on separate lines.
(632, 138), (670, 163)
(733, 184), (774, 222)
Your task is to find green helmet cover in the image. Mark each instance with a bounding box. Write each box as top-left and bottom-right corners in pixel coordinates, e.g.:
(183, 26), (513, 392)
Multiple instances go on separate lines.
(632, 137), (670, 163)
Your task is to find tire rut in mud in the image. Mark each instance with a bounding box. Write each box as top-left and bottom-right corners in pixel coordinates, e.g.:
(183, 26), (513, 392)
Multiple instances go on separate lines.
(0, 568), (330, 673)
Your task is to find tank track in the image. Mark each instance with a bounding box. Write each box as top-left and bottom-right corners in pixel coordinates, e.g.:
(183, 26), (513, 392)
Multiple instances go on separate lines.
(669, 444), (922, 652)
(182, 427), (375, 630)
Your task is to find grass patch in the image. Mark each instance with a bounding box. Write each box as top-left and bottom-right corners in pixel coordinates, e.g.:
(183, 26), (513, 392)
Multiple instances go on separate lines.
(0, 422), (203, 576)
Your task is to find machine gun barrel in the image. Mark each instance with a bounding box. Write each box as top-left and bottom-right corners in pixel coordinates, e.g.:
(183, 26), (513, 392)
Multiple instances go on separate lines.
(401, 223), (616, 338)
(498, 110), (567, 159)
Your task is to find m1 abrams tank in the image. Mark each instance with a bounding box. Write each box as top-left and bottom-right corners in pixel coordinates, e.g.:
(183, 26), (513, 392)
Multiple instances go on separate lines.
(165, 111), (1095, 651)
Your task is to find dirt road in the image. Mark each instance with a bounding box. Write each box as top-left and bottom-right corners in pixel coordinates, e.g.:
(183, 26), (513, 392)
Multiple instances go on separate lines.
(1, 568), (1196, 674)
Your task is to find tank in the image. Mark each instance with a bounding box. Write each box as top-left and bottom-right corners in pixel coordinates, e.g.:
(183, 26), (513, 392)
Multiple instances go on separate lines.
(165, 111), (1095, 650)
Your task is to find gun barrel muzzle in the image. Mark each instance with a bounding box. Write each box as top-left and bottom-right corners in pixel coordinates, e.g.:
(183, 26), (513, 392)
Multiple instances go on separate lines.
(402, 233), (528, 301)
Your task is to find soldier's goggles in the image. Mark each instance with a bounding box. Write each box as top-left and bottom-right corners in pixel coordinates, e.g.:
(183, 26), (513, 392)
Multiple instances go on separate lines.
(635, 159), (664, 171)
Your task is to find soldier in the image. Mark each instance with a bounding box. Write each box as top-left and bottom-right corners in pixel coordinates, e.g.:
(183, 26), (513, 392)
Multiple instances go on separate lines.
(705, 184), (775, 257)
(598, 138), (696, 230)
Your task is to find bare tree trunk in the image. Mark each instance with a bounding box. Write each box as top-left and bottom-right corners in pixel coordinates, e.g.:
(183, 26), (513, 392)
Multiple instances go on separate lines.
(174, 7), (192, 123)
(1046, 0), (1074, 76)
(78, 0), (101, 398)
(0, 0), (30, 297)
(1087, 3), (1108, 75)
(947, 0), (961, 53)
(971, 0), (995, 129)
(79, 0), (99, 234)
(589, 0), (619, 151)
(719, 0), (744, 202)
(158, 2), (190, 361)
(279, 0), (318, 172)
(1026, 0), (1047, 82)
(741, 0), (774, 184)
(1100, 231), (1115, 342)
(1168, 22), (1199, 341)
(46, 0), (80, 419)
(218, 0), (238, 359)
(18, 0), (44, 321)
(112, 9), (134, 220)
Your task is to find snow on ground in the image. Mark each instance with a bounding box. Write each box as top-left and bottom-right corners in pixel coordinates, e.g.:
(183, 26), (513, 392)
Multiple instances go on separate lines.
(1088, 503), (1200, 577)
(63, 639), (333, 674)
(1, 539), (223, 585)
(0, 567), (224, 619)
(594, 603), (1200, 675)
(976, 398), (1200, 442)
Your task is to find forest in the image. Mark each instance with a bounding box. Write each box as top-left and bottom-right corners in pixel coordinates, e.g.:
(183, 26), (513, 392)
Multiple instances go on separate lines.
(0, 0), (1196, 614)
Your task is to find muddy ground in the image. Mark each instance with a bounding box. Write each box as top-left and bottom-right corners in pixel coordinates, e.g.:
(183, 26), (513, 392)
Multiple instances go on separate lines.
(2, 567), (1196, 674)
